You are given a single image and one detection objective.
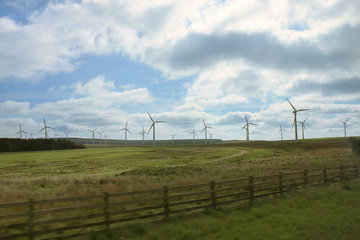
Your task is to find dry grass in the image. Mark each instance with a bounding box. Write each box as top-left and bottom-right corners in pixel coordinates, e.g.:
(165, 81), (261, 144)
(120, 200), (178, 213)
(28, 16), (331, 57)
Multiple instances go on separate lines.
(0, 138), (358, 203)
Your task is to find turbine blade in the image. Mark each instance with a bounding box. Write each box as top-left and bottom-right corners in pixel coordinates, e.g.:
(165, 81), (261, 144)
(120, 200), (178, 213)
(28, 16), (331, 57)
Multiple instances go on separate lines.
(127, 129), (132, 135)
(203, 120), (207, 128)
(147, 112), (154, 122)
(155, 121), (166, 123)
(245, 114), (248, 123)
(303, 117), (309, 123)
(286, 98), (296, 111)
(297, 108), (309, 112)
(148, 123), (154, 133)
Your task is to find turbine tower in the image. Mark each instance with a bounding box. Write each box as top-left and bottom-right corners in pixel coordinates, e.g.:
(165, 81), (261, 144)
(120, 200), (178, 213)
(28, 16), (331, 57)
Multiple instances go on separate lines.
(340, 119), (349, 137)
(120, 121), (131, 146)
(104, 132), (108, 145)
(286, 98), (309, 143)
(278, 124), (287, 141)
(241, 114), (256, 142)
(15, 123), (27, 139)
(147, 112), (166, 146)
(201, 120), (213, 144)
(139, 126), (147, 146)
(298, 117), (309, 140)
(190, 129), (197, 145)
(170, 134), (176, 145)
(87, 127), (98, 144)
(39, 117), (54, 139)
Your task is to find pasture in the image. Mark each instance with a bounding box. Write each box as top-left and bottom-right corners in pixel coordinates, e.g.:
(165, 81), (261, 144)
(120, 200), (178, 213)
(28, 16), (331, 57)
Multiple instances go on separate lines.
(0, 137), (358, 203)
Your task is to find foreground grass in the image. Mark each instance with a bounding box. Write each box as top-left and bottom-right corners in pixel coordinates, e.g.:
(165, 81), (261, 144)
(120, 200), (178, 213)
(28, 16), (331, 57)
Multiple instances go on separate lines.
(87, 180), (360, 240)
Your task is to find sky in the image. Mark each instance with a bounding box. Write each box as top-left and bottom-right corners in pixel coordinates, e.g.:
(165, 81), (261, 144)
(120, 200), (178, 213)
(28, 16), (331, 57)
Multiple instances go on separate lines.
(0, 0), (359, 141)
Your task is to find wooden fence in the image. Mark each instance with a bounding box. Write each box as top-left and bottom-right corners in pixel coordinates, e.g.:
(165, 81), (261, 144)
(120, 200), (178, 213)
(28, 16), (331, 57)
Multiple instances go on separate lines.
(0, 164), (358, 239)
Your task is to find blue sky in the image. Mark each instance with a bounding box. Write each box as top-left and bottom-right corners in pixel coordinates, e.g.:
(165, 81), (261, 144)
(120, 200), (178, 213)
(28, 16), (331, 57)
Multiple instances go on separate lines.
(0, 0), (359, 141)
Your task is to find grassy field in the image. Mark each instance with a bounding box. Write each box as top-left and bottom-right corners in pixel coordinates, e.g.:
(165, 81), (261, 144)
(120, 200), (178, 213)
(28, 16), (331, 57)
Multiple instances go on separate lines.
(0, 138), (358, 203)
(86, 180), (360, 240)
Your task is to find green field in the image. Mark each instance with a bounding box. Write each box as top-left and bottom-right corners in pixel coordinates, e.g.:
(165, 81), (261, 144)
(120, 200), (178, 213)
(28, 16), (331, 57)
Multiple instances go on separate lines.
(0, 137), (358, 203)
(86, 180), (360, 240)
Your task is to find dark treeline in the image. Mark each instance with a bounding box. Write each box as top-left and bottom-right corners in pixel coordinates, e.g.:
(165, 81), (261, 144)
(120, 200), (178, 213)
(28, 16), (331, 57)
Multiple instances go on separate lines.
(0, 138), (86, 152)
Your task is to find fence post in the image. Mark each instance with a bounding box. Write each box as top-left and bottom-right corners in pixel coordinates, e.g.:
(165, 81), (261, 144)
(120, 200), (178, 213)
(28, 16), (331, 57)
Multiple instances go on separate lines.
(163, 186), (170, 219)
(304, 169), (308, 186)
(28, 199), (34, 240)
(279, 172), (283, 196)
(340, 164), (344, 181)
(210, 181), (217, 210)
(249, 176), (254, 207)
(323, 167), (328, 184)
(103, 192), (110, 230)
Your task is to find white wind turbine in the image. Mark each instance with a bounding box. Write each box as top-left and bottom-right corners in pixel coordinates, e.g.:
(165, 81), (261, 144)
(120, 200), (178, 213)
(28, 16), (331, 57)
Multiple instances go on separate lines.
(103, 132), (108, 145)
(15, 123), (27, 139)
(147, 112), (166, 146)
(286, 98), (309, 143)
(278, 124), (287, 141)
(139, 126), (147, 146)
(170, 134), (176, 145)
(120, 121), (131, 146)
(298, 117), (309, 140)
(97, 130), (104, 144)
(39, 117), (54, 139)
(241, 114), (257, 143)
(88, 127), (98, 144)
(201, 120), (213, 144)
(190, 129), (197, 145)
(340, 119), (349, 137)
(209, 132), (215, 144)
(63, 131), (71, 139)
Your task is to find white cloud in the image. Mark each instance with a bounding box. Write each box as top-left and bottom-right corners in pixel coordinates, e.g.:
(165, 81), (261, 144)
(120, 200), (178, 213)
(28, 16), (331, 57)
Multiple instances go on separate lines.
(0, 0), (359, 140)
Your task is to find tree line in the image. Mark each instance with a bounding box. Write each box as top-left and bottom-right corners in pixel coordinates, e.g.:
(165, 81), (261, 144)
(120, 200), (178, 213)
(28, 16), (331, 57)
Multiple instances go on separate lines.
(0, 138), (86, 152)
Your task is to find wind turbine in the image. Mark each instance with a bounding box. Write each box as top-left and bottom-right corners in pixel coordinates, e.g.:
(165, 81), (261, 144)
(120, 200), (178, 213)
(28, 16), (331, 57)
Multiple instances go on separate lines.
(340, 119), (349, 137)
(39, 117), (54, 139)
(14, 123), (27, 139)
(201, 120), (213, 144)
(190, 129), (197, 145)
(241, 114), (257, 142)
(139, 126), (147, 146)
(209, 132), (215, 144)
(298, 117), (309, 140)
(170, 134), (176, 145)
(97, 130), (104, 144)
(278, 124), (287, 141)
(120, 121), (131, 146)
(103, 132), (108, 145)
(147, 112), (166, 146)
(63, 131), (71, 139)
(88, 127), (98, 144)
(286, 98), (309, 143)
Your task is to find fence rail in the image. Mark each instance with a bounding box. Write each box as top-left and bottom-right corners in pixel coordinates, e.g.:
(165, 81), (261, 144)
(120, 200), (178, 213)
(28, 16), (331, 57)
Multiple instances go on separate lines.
(0, 164), (358, 240)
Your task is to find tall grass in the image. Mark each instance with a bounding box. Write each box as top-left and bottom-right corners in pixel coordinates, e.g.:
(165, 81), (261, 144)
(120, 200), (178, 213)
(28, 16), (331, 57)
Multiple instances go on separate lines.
(0, 138), (358, 203)
(86, 180), (360, 240)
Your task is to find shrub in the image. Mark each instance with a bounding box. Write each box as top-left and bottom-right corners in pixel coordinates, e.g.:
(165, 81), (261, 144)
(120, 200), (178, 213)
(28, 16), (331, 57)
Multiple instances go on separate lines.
(0, 138), (86, 152)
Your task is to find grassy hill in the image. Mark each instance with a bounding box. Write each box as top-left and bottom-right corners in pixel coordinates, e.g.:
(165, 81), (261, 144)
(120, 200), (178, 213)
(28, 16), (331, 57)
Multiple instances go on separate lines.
(0, 137), (358, 203)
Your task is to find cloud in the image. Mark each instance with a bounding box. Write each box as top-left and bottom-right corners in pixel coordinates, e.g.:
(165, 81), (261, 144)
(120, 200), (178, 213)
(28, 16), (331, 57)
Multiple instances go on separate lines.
(0, 101), (30, 115)
(74, 75), (153, 106)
